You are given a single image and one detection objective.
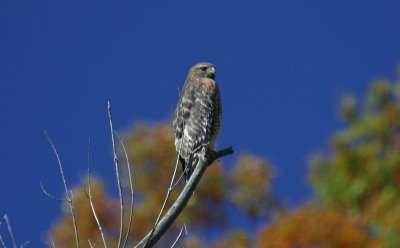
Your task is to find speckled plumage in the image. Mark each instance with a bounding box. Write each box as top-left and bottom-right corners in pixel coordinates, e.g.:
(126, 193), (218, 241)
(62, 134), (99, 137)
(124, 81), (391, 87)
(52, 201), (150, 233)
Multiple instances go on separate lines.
(173, 62), (222, 181)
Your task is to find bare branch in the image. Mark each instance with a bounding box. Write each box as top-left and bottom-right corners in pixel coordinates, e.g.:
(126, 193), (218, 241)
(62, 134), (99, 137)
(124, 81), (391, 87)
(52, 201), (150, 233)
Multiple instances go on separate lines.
(44, 132), (80, 248)
(0, 233), (6, 248)
(107, 102), (124, 248)
(134, 146), (234, 248)
(88, 240), (96, 248)
(50, 233), (55, 248)
(86, 138), (107, 248)
(114, 131), (134, 248)
(2, 215), (16, 248)
(20, 241), (29, 248)
(170, 224), (187, 248)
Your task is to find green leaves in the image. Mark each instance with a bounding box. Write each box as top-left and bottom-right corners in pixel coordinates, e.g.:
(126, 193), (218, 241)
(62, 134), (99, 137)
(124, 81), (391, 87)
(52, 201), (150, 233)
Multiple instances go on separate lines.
(310, 79), (400, 246)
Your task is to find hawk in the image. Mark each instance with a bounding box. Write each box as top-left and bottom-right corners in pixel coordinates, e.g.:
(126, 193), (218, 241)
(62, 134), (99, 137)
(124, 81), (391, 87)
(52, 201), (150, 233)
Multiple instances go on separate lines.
(173, 62), (222, 182)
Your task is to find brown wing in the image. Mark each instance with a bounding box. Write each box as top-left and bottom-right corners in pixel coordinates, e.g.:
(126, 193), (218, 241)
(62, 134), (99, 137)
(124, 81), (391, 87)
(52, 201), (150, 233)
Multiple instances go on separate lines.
(173, 77), (221, 180)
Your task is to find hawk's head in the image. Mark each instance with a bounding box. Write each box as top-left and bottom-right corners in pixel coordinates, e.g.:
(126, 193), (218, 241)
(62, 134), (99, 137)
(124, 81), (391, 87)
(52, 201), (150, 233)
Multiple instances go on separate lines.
(188, 62), (216, 80)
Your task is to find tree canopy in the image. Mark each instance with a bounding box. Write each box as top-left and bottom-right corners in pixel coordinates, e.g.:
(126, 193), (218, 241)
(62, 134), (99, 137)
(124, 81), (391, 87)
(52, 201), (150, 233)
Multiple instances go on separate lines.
(49, 73), (400, 247)
(49, 124), (274, 247)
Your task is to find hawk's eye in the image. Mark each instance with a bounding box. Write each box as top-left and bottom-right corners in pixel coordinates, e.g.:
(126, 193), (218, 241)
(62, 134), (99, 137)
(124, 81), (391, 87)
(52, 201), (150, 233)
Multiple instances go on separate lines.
(201, 66), (208, 71)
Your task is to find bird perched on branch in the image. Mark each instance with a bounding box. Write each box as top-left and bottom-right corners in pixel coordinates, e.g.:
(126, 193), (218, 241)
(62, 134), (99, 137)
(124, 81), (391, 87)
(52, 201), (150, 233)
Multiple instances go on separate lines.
(173, 62), (222, 182)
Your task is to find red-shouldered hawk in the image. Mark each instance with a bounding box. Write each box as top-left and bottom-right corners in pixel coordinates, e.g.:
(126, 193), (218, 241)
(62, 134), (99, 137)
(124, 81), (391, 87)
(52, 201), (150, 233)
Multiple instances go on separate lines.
(173, 62), (222, 182)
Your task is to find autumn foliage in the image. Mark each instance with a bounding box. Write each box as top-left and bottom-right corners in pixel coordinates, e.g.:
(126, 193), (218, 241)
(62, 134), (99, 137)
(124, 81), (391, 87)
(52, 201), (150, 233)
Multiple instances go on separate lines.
(256, 204), (382, 248)
(309, 78), (400, 247)
(49, 72), (400, 247)
(48, 124), (274, 247)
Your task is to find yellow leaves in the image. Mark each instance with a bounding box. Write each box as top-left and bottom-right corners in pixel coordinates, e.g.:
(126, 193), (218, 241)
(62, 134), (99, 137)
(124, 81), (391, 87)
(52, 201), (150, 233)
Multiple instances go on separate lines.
(340, 94), (357, 122)
(367, 80), (391, 110)
(211, 231), (250, 248)
(230, 154), (274, 217)
(196, 162), (226, 202)
(231, 155), (272, 191)
(310, 77), (400, 246)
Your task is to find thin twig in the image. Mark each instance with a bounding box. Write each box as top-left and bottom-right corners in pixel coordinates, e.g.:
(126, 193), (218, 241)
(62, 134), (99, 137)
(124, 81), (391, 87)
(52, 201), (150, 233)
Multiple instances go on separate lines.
(3, 215), (16, 248)
(20, 241), (30, 248)
(44, 132), (80, 248)
(171, 167), (189, 189)
(0, 233), (6, 248)
(88, 240), (96, 248)
(114, 131), (134, 248)
(40, 182), (64, 201)
(170, 224), (187, 248)
(86, 138), (107, 248)
(50, 233), (55, 248)
(144, 149), (181, 247)
(107, 102), (124, 248)
(135, 147), (234, 248)
(175, 82), (181, 99)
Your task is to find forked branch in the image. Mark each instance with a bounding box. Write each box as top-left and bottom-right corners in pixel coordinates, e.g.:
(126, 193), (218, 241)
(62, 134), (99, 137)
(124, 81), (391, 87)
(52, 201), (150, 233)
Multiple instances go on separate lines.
(43, 132), (80, 248)
(1, 214), (17, 248)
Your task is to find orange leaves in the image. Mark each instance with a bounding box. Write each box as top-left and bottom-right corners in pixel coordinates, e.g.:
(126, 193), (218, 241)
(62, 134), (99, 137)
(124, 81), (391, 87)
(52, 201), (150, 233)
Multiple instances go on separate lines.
(49, 179), (120, 248)
(48, 121), (276, 246)
(256, 204), (382, 248)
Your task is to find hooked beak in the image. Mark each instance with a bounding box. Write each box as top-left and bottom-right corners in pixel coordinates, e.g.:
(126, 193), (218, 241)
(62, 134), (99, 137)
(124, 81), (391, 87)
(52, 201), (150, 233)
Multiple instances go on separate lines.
(207, 66), (215, 78)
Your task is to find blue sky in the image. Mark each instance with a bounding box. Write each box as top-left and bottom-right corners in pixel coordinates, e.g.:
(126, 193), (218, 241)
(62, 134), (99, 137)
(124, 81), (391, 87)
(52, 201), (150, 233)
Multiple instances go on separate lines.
(1, 1), (400, 246)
